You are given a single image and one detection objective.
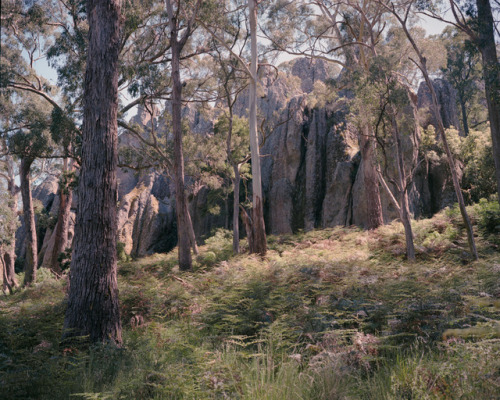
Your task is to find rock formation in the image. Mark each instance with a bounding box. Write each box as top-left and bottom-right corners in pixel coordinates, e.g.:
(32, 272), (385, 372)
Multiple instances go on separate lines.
(20, 59), (464, 262)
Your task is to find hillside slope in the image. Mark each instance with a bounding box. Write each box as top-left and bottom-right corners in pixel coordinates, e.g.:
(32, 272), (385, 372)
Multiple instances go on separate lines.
(1, 201), (499, 399)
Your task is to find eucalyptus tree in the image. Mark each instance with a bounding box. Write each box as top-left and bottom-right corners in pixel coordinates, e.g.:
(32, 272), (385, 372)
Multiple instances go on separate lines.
(1, 0), (86, 284)
(7, 99), (53, 286)
(207, 4), (251, 254)
(212, 115), (251, 254)
(39, 107), (79, 274)
(163, 0), (205, 270)
(246, 0), (267, 254)
(120, 0), (217, 269)
(363, 73), (419, 261)
(377, 0), (479, 260)
(2, 0), (186, 272)
(63, 0), (123, 345)
(197, 0), (267, 254)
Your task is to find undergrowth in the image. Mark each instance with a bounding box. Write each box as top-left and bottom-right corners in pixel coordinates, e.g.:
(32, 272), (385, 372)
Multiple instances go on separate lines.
(1, 201), (499, 399)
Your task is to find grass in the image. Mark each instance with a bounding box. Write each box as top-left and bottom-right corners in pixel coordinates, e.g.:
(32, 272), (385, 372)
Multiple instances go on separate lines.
(0, 202), (499, 399)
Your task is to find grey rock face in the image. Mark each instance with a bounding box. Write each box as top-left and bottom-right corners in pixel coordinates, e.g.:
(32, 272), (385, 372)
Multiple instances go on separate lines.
(417, 79), (460, 131)
(291, 58), (332, 93)
(321, 160), (356, 227)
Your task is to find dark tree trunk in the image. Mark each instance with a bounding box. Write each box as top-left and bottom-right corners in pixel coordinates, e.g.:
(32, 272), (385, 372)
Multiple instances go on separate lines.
(419, 65), (479, 260)
(171, 39), (192, 271)
(186, 203), (199, 256)
(476, 0), (500, 203)
(20, 157), (37, 286)
(63, 0), (122, 345)
(3, 160), (19, 293)
(360, 125), (384, 230)
(232, 165), (240, 254)
(433, 97), (478, 259)
(459, 95), (470, 136)
(252, 196), (267, 255)
(241, 206), (254, 253)
(391, 114), (416, 261)
(398, 11), (478, 260)
(248, 0), (267, 255)
(3, 251), (17, 294)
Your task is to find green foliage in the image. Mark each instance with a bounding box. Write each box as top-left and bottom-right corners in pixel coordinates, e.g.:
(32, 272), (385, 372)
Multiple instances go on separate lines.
(202, 228), (233, 263)
(0, 190), (19, 251)
(1, 210), (499, 399)
(214, 115), (251, 167)
(57, 247), (72, 271)
(459, 130), (497, 203)
(422, 127), (496, 203)
(475, 199), (500, 240)
(116, 242), (130, 263)
(446, 129), (496, 203)
(420, 125), (437, 151)
(32, 198), (57, 231)
(353, 341), (500, 400)
(8, 99), (53, 160)
(440, 26), (485, 134)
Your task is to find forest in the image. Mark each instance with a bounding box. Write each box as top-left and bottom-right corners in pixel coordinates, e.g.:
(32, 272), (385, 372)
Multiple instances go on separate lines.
(0, 0), (499, 398)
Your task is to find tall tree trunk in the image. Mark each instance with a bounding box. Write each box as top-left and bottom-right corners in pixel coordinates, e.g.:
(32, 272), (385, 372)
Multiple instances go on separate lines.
(3, 158), (19, 293)
(186, 202), (199, 256)
(248, 0), (267, 255)
(395, 11), (479, 260)
(20, 157), (37, 286)
(41, 163), (73, 274)
(170, 38), (193, 271)
(232, 164), (241, 254)
(226, 108), (241, 255)
(476, 0), (500, 203)
(360, 125), (384, 230)
(430, 84), (478, 259)
(63, 0), (122, 345)
(391, 114), (416, 261)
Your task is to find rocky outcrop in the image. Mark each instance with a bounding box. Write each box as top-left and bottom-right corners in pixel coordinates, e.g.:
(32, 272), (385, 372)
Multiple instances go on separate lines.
(117, 172), (174, 256)
(23, 60), (464, 260)
(417, 79), (460, 132)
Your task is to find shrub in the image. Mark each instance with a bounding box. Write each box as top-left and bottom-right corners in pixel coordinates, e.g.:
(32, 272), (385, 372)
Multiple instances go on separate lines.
(203, 228), (233, 264)
(116, 241), (130, 262)
(475, 199), (500, 236)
